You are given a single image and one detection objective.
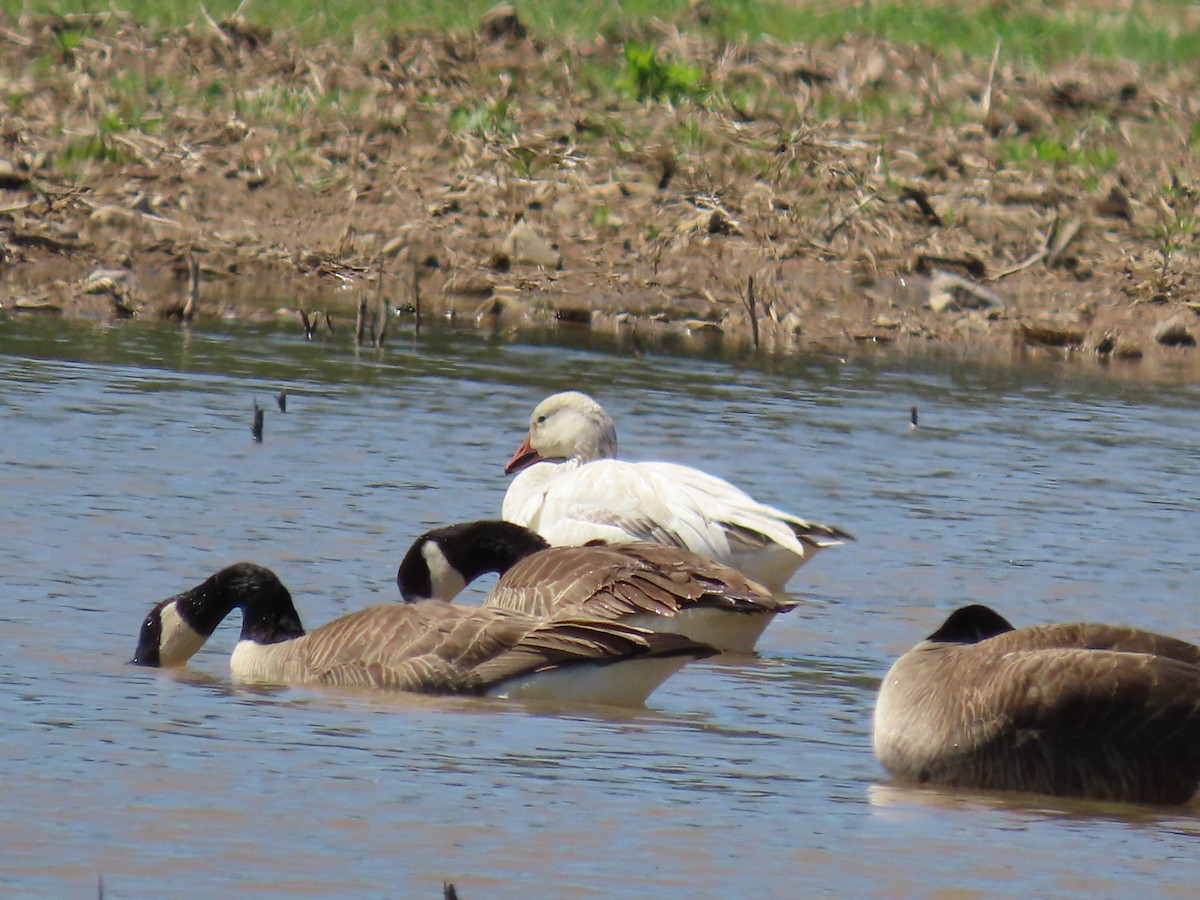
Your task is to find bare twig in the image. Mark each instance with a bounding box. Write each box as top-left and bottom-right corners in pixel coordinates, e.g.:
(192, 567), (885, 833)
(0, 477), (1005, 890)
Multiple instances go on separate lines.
(373, 256), (389, 348)
(982, 41), (1001, 117)
(412, 261), (422, 337)
(988, 216), (1081, 281)
(200, 4), (234, 47)
(989, 221), (1053, 281)
(1044, 217), (1082, 268)
(354, 295), (367, 346)
(182, 252), (199, 323)
(0, 27), (33, 46)
(987, 246), (1046, 281)
(823, 192), (878, 242)
(744, 275), (760, 350)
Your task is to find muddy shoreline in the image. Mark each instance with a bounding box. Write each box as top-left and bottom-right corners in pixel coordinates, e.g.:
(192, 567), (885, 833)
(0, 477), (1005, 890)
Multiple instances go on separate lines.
(1, 12), (1198, 377)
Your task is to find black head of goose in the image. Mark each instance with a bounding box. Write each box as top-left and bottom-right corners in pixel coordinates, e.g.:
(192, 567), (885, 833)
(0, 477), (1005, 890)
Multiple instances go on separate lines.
(132, 562), (716, 707)
(499, 390), (854, 593)
(397, 520), (795, 653)
(873, 604), (1200, 805)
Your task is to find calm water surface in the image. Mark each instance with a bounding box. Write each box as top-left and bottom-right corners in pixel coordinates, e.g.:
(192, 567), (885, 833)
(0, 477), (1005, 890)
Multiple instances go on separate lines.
(1, 317), (1198, 897)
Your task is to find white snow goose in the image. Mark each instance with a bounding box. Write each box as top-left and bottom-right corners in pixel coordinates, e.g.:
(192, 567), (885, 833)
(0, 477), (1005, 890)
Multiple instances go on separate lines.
(396, 520), (796, 652)
(873, 604), (1200, 804)
(132, 562), (715, 707)
(501, 391), (852, 592)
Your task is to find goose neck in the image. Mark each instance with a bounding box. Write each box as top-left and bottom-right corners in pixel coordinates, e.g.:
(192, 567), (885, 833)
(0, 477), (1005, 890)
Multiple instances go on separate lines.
(176, 563), (305, 646)
(434, 521), (551, 585)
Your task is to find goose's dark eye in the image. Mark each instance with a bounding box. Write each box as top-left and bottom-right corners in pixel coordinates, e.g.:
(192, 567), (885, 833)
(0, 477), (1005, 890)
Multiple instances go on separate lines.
(536, 415), (547, 424)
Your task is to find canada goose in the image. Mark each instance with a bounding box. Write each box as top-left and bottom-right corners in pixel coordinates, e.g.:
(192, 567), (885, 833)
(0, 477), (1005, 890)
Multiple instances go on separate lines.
(873, 604), (1200, 804)
(132, 562), (716, 707)
(501, 391), (852, 592)
(397, 520), (795, 652)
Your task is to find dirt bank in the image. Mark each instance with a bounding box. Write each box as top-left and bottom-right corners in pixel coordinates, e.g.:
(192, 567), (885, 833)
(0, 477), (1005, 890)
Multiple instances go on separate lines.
(2, 10), (1198, 374)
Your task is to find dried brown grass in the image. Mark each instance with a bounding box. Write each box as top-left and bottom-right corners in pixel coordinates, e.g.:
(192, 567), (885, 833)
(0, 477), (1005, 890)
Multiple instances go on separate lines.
(1, 10), (1198, 367)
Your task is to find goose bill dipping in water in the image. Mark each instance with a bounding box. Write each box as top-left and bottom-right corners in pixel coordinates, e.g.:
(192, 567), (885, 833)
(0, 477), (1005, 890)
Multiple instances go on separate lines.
(501, 391), (852, 593)
(397, 520), (796, 653)
(873, 604), (1200, 804)
(132, 562), (716, 707)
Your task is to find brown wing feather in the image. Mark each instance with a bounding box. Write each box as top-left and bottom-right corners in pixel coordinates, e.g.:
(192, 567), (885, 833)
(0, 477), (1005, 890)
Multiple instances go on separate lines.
(986, 621), (1200, 664)
(469, 618), (706, 686)
(908, 636), (1200, 803)
(788, 519), (855, 548)
(294, 604), (528, 692)
(483, 542), (788, 621)
(288, 602), (709, 695)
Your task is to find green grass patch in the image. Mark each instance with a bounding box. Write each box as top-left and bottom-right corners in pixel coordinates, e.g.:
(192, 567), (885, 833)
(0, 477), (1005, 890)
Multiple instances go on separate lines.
(809, 88), (914, 124)
(671, 116), (708, 153)
(449, 98), (517, 138)
(741, 2), (1200, 67)
(7, 0), (1200, 68)
(1001, 136), (1119, 174)
(503, 144), (540, 177)
(592, 203), (613, 229)
(53, 105), (161, 173)
(619, 43), (707, 103)
(58, 132), (133, 169)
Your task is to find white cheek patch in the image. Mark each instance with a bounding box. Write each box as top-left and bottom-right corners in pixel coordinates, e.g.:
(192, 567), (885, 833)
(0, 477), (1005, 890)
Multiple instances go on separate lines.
(157, 601), (209, 667)
(422, 543), (467, 602)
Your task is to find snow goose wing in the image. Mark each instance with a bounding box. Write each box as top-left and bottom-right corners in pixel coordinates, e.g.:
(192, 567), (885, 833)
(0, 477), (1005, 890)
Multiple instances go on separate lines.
(502, 391), (852, 591)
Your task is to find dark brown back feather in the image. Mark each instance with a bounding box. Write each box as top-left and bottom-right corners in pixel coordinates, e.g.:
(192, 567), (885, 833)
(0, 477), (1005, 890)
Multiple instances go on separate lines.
(483, 541), (787, 620)
(281, 602), (710, 694)
(876, 611), (1200, 804)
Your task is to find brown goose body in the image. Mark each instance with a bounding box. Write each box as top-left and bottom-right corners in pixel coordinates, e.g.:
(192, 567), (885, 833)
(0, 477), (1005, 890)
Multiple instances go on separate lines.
(398, 521), (794, 652)
(133, 562), (715, 707)
(873, 605), (1200, 804)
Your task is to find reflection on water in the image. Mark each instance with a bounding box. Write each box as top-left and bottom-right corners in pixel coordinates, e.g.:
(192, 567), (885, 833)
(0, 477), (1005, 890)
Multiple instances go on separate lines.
(868, 782), (1200, 827)
(1, 315), (1198, 895)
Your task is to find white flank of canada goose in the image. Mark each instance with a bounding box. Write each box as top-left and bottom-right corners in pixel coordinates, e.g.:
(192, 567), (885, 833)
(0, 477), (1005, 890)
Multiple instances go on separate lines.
(873, 604), (1200, 805)
(132, 562), (716, 707)
(500, 391), (852, 592)
(397, 520), (795, 652)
